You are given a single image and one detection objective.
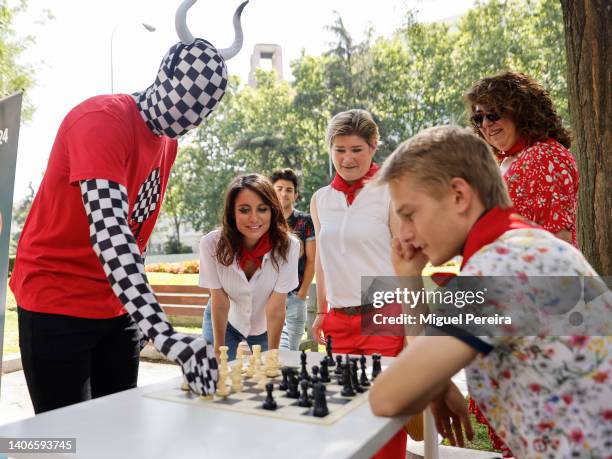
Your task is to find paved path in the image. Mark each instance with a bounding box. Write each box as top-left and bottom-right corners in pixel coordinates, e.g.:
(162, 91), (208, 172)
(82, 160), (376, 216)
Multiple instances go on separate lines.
(0, 360), (181, 426)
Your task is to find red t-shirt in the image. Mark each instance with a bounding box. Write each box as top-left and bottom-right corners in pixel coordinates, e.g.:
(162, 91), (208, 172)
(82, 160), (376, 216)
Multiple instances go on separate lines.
(503, 139), (579, 246)
(10, 94), (178, 318)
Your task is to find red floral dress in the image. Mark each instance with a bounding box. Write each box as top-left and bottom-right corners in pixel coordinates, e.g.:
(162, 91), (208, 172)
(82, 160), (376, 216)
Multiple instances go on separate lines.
(470, 138), (580, 456)
(502, 138), (579, 246)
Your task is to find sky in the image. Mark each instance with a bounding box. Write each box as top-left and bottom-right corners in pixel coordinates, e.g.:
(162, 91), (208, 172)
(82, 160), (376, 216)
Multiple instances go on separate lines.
(10, 0), (475, 203)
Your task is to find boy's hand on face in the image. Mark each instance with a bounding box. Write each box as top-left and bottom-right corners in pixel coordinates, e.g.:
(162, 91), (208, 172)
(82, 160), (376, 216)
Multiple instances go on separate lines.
(391, 237), (429, 277)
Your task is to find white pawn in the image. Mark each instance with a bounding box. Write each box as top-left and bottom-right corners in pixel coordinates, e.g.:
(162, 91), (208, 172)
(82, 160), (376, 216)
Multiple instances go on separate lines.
(246, 354), (256, 377)
(231, 362), (244, 392)
(252, 344), (263, 366)
(216, 370), (230, 398)
(265, 350), (280, 378)
(218, 346), (229, 373)
(256, 373), (268, 390)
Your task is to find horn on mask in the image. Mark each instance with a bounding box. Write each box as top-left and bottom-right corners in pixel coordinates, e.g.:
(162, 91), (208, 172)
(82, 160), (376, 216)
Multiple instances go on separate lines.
(176, 0), (197, 45)
(218, 1), (249, 61)
(175, 0), (249, 61)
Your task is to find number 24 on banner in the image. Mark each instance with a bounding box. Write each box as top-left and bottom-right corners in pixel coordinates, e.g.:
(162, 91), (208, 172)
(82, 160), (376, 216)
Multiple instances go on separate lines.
(0, 128), (8, 145)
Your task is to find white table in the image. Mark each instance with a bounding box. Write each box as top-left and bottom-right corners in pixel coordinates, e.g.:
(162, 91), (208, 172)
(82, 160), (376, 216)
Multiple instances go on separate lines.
(0, 350), (412, 459)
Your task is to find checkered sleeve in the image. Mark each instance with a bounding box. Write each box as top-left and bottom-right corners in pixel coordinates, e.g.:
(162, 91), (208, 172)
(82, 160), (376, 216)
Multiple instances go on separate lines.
(80, 179), (218, 395)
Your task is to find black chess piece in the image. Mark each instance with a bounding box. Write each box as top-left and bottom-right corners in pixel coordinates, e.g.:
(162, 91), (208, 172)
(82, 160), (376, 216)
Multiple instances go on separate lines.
(286, 368), (299, 398)
(371, 353), (382, 380)
(350, 360), (365, 393)
(311, 365), (320, 386)
(334, 355), (344, 375)
(341, 360), (356, 397)
(312, 382), (329, 417)
(279, 367), (289, 391)
(297, 379), (312, 407)
(262, 382), (278, 410)
(298, 379), (312, 407)
(326, 335), (335, 366)
(319, 359), (331, 383)
(300, 350), (310, 381)
(359, 354), (370, 387)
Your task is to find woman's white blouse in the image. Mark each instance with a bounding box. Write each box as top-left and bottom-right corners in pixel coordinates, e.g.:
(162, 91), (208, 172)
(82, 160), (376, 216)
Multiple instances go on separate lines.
(314, 183), (395, 308)
(198, 229), (299, 337)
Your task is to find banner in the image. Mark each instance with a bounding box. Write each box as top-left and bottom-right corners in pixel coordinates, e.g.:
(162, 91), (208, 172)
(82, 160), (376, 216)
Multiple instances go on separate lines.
(0, 92), (23, 387)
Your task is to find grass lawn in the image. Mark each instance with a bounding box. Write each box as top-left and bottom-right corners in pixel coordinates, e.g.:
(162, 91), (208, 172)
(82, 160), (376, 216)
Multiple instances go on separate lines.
(2, 284), (18, 354)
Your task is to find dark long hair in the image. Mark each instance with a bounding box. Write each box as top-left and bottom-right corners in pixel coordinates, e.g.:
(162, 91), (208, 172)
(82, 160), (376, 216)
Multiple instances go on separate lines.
(216, 174), (290, 269)
(464, 71), (571, 153)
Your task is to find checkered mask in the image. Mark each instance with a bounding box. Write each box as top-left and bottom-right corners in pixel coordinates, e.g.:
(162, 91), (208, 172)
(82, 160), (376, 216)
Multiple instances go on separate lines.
(133, 39), (228, 138)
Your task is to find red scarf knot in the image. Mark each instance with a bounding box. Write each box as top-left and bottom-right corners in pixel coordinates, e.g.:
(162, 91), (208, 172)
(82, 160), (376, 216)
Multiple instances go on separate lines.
(497, 137), (527, 160)
(238, 232), (272, 271)
(330, 163), (380, 205)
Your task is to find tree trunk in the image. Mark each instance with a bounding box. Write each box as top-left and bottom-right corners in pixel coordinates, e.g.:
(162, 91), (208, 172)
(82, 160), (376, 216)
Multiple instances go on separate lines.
(173, 217), (182, 245)
(560, 0), (612, 275)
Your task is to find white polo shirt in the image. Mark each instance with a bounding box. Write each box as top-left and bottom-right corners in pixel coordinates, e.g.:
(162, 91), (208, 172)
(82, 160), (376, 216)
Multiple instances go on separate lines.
(199, 230), (300, 337)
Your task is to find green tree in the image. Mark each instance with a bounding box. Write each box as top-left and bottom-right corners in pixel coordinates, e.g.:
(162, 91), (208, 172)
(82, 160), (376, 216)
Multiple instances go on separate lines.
(1, 0), (51, 120)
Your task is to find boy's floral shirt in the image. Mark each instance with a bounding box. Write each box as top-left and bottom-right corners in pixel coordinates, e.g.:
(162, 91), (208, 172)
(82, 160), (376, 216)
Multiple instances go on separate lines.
(459, 228), (612, 459)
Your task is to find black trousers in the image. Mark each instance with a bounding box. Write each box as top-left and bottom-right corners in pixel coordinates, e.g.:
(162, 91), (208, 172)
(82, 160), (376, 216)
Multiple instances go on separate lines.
(18, 307), (140, 414)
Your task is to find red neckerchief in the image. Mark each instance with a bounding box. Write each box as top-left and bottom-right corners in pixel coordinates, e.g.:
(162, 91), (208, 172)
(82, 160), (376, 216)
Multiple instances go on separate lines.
(497, 136), (527, 160)
(238, 232), (272, 271)
(432, 207), (537, 286)
(331, 163), (380, 205)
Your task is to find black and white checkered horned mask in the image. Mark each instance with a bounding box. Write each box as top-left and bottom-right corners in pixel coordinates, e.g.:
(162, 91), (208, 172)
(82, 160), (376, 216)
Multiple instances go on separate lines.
(134, 0), (248, 138)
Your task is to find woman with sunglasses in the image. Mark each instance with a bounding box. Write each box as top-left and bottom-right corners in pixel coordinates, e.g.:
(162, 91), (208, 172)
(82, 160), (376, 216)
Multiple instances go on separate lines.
(199, 174), (300, 361)
(465, 71), (578, 247)
(464, 71), (579, 456)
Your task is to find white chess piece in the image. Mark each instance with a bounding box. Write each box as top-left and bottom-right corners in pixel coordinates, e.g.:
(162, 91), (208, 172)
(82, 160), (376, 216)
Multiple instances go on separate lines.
(219, 345), (229, 374)
(231, 362), (244, 392)
(265, 350), (280, 377)
(216, 369), (230, 397)
(246, 354), (256, 377)
(252, 344), (263, 366)
(256, 372), (268, 390)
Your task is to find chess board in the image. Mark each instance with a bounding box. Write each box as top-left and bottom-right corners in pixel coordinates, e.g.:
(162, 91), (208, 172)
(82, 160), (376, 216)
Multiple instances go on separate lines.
(144, 365), (372, 425)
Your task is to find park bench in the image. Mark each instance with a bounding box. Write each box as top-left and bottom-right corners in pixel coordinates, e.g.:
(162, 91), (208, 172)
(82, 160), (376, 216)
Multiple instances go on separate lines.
(152, 284), (210, 318)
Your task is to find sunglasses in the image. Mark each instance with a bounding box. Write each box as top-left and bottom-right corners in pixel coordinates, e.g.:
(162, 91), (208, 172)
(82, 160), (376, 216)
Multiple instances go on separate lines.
(470, 112), (501, 128)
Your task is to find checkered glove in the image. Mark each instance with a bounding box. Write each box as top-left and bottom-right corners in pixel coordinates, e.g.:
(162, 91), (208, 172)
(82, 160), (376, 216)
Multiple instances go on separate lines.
(80, 179), (218, 395)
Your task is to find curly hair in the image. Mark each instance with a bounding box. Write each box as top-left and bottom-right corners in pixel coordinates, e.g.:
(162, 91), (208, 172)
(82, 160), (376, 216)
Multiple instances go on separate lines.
(464, 71), (571, 153)
(216, 174), (290, 270)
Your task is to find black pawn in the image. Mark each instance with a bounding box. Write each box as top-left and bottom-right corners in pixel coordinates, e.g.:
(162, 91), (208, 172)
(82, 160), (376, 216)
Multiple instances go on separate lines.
(262, 382), (277, 410)
(371, 353), (382, 380)
(311, 365), (320, 386)
(286, 369), (299, 398)
(312, 382), (329, 417)
(341, 361), (356, 397)
(334, 355), (344, 375)
(298, 379), (312, 407)
(300, 350), (310, 381)
(326, 335), (335, 366)
(359, 354), (370, 387)
(279, 367), (289, 391)
(319, 359), (331, 383)
(350, 360), (365, 393)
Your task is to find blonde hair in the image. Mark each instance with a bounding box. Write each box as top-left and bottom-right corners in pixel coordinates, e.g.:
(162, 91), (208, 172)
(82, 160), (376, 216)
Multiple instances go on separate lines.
(326, 109), (379, 149)
(377, 125), (512, 209)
